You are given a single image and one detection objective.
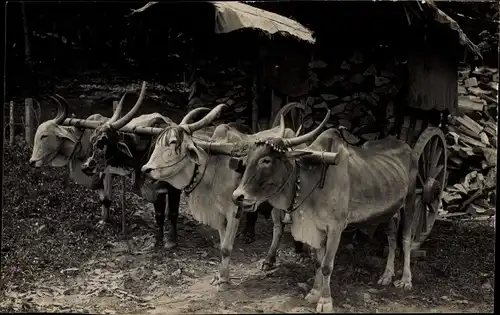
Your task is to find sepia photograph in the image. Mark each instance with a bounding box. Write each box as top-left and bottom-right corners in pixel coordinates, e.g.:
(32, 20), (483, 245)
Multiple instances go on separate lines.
(2, 1), (497, 313)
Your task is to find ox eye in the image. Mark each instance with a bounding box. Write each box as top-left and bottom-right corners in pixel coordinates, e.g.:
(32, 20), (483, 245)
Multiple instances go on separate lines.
(259, 156), (272, 165)
(169, 139), (177, 145)
(41, 135), (48, 139)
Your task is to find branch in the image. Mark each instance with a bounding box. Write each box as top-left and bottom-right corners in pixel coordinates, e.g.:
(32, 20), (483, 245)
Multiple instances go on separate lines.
(126, 2), (158, 17)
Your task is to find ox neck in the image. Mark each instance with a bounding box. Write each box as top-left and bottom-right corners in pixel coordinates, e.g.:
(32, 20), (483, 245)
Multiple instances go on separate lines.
(267, 161), (299, 211)
(183, 151), (209, 195)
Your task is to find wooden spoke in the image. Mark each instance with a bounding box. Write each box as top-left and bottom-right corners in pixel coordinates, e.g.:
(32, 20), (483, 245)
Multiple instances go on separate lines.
(410, 127), (447, 251)
(429, 145), (443, 178)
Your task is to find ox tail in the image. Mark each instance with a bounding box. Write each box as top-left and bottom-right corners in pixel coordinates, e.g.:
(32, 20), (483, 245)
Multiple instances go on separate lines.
(271, 102), (304, 129)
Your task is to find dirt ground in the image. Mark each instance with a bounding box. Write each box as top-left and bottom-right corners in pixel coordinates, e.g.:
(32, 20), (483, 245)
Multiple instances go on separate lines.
(1, 136), (495, 314)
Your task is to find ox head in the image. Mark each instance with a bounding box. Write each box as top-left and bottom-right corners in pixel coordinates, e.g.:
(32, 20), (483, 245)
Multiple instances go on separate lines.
(141, 104), (227, 189)
(29, 95), (80, 168)
(80, 82), (148, 176)
(231, 110), (338, 211)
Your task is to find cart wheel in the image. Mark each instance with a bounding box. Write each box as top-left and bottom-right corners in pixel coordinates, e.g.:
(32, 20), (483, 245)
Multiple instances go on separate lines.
(410, 127), (447, 251)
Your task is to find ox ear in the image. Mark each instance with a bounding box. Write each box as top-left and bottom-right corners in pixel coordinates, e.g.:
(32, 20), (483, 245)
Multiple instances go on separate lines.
(116, 141), (134, 158)
(285, 150), (313, 160)
(186, 143), (203, 165)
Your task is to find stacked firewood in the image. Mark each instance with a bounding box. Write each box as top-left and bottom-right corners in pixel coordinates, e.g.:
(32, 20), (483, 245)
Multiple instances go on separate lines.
(303, 50), (404, 142)
(441, 67), (498, 219)
(186, 66), (250, 125)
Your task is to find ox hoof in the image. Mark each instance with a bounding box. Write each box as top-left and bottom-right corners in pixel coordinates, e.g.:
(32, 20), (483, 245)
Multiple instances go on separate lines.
(394, 277), (413, 290)
(164, 239), (177, 250)
(260, 260), (276, 271)
(377, 271), (394, 286)
(95, 220), (108, 230)
(242, 231), (255, 244)
(305, 289), (321, 303)
(316, 297), (334, 313)
(210, 275), (230, 292)
(296, 253), (312, 265)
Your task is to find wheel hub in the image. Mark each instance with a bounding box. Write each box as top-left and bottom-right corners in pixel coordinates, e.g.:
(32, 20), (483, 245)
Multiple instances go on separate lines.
(422, 177), (441, 207)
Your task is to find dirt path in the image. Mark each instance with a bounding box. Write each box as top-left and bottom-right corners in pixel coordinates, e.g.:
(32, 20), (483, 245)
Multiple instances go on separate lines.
(1, 193), (494, 314)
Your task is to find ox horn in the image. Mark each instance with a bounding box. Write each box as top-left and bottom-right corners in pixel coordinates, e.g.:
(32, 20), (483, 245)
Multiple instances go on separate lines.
(180, 103), (227, 134)
(50, 95), (103, 129)
(283, 110), (331, 148)
(295, 124), (303, 136)
(105, 92), (127, 125)
(279, 114), (286, 137)
(271, 102), (303, 128)
(180, 107), (211, 125)
(109, 81), (147, 130)
(49, 94), (69, 125)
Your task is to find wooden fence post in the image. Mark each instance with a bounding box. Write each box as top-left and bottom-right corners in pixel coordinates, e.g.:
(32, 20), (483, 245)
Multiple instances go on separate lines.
(9, 101), (15, 146)
(25, 98), (35, 146)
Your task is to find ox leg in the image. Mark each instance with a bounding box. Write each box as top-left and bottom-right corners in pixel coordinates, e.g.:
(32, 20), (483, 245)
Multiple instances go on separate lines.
(394, 208), (413, 290)
(305, 247), (325, 304)
(153, 194), (166, 249)
(96, 174), (112, 229)
(241, 211), (258, 244)
(315, 224), (343, 313)
(262, 208), (284, 271)
(211, 215), (240, 292)
(165, 188), (181, 249)
(394, 163), (418, 290)
(378, 213), (400, 285)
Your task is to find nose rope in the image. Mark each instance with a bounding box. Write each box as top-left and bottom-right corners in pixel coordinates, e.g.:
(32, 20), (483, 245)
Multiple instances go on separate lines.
(68, 131), (85, 161)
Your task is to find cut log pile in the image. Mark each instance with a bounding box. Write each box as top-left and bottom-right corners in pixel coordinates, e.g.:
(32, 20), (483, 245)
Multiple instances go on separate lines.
(441, 67), (498, 219)
(302, 50), (403, 142)
(187, 65), (251, 126)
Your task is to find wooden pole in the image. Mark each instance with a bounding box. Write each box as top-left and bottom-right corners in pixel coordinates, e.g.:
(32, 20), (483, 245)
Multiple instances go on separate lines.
(251, 74), (259, 133)
(9, 101), (15, 146)
(25, 98), (34, 146)
(113, 100), (127, 238)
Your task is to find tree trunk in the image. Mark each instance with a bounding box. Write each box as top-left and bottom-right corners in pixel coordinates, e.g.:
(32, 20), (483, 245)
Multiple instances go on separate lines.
(21, 2), (32, 66)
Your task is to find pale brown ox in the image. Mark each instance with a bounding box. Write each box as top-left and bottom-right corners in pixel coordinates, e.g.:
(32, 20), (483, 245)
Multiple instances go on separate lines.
(215, 111), (418, 312)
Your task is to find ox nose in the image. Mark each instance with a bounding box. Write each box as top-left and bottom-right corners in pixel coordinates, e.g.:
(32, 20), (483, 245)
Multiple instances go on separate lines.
(81, 160), (96, 175)
(232, 189), (245, 205)
(29, 159), (36, 167)
(141, 165), (152, 174)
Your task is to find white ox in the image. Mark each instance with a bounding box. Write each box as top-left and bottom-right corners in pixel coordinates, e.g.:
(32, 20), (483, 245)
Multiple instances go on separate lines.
(140, 103), (316, 290)
(29, 95), (115, 226)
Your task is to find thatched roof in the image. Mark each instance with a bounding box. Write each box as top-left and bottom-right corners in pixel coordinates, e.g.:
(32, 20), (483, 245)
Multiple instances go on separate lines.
(129, 1), (315, 44)
(410, 0), (482, 57)
(129, 0), (480, 57)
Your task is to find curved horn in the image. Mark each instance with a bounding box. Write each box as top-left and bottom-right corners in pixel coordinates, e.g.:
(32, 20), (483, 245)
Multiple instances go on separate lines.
(106, 92), (127, 125)
(283, 110), (331, 148)
(271, 102), (303, 128)
(180, 107), (211, 125)
(181, 103), (227, 134)
(295, 124), (303, 136)
(49, 94), (68, 125)
(109, 81), (147, 130)
(279, 114), (286, 137)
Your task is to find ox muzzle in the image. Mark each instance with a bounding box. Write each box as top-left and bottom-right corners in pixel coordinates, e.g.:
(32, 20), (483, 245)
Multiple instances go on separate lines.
(81, 159), (97, 176)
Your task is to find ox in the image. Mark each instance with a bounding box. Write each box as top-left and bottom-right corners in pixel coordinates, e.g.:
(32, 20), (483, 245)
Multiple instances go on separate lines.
(140, 103), (323, 291)
(229, 111), (420, 312)
(29, 95), (115, 227)
(59, 82), (295, 249)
